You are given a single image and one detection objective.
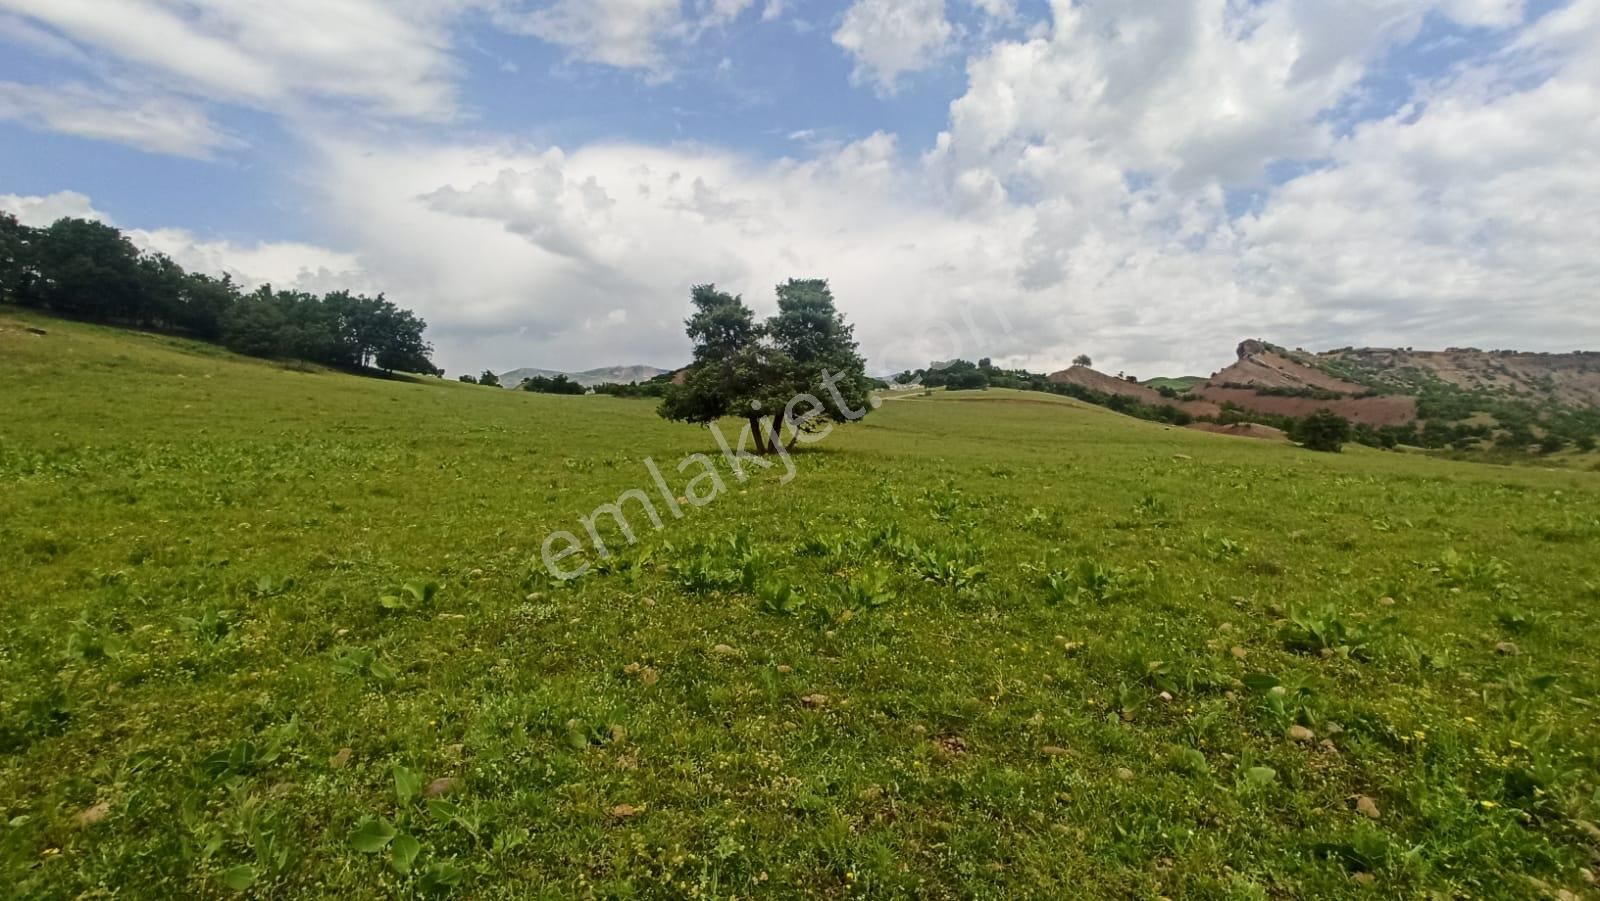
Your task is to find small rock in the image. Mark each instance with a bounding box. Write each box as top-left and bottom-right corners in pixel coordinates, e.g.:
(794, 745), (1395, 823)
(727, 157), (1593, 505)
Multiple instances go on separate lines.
(776, 664), (793, 674)
(1218, 622), (1233, 632)
(712, 643), (739, 657)
(1319, 647), (1335, 658)
(1158, 691), (1173, 702)
(1230, 646), (1248, 660)
(1320, 739), (1340, 754)
(1269, 685), (1288, 697)
(74, 801), (110, 828)
(1324, 722), (1345, 736)
(1172, 454), (1192, 461)
(609, 724), (627, 743)
(623, 662), (642, 675)
(425, 777), (463, 798)
(1352, 872), (1375, 886)
(1041, 746), (1072, 757)
(1495, 641), (1520, 656)
(25, 326), (47, 336)
(800, 693), (829, 708)
(1355, 795), (1380, 819)
(1287, 725), (1315, 743)
(937, 735), (969, 756)
(609, 803), (642, 819)
(329, 747), (353, 769)
(1116, 767), (1135, 781)
(641, 597), (656, 607)
(639, 666), (659, 687)
(1377, 596), (1396, 606)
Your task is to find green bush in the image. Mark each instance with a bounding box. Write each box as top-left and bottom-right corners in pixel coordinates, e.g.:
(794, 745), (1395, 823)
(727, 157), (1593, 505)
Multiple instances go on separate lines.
(1297, 409), (1353, 453)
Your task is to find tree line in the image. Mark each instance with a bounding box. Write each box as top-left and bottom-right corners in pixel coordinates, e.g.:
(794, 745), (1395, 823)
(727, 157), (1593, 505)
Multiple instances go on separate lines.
(0, 211), (436, 375)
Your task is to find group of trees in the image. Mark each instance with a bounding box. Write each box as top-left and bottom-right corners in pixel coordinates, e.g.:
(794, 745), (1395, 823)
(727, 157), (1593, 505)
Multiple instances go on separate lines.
(659, 279), (873, 452)
(1, 211), (435, 374)
(594, 374), (673, 398)
(519, 374), (585, 395)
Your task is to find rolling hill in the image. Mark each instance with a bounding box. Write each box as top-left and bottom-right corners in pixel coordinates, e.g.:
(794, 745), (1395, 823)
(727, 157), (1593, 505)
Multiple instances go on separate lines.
(498, 364), (670, 388)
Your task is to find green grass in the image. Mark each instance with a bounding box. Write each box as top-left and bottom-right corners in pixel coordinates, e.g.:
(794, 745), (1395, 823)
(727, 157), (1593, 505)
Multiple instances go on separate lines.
(1142, 376), (1207, 392)
(3, 308), (1599, 898)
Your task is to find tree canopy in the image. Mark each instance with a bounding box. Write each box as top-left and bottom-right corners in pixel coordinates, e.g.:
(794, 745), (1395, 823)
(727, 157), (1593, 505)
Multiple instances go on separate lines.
(659, 279), (873, 452)
(0, 211), (436, 375)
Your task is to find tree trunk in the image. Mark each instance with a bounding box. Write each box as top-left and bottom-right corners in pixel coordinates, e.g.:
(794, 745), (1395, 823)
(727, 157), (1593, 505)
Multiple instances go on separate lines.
(746, 414), (769, 454)
(767, 416), (785, 454)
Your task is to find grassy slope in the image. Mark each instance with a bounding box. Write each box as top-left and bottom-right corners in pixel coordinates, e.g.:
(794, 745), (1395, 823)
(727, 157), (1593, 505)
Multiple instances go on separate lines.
(3, 309), (1599, 898)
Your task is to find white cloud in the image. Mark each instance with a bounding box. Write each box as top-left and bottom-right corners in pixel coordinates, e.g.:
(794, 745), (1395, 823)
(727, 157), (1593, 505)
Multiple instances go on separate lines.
(966, 0), (1015, 20)
(0, 81), (241, 158)
(495, 0), (683, 70)
(0, 190), (106, 226)
(0, 0), (462, 117)
(494, 0), (753, 72)
(833, 0), (955, 94)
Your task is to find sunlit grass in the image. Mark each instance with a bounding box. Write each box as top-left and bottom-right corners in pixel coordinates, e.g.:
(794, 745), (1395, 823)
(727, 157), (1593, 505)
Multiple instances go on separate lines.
(2, 308), (1598, 897)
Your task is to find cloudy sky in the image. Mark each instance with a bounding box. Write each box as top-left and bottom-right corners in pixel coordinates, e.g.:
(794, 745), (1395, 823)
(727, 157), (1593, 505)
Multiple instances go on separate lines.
(2, 0), (1597, 377)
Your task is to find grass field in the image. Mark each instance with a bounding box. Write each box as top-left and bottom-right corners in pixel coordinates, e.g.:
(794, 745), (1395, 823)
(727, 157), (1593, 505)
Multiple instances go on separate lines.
(3, 308), (1600, 899)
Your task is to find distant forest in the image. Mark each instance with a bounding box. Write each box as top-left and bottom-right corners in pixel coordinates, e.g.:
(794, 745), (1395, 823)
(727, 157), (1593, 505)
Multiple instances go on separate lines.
(0, 211), (436, 375)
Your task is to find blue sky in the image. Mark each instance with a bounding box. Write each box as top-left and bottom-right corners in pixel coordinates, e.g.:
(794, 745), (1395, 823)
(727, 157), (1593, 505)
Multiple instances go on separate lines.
(2, 0), (1597, 376)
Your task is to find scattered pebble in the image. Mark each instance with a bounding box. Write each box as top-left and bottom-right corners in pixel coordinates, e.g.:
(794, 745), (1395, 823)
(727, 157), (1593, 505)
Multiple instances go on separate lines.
(329, 747), (352, 769)
(1495, 641), (1520, 656)
(1116, 767), (1135, 781)
(1378, 596), (1396, 606)
(712, 643), (739, 657)
(1041, 746), (1072, 758)
(425, 777), (463, 798)
(1287, 725), (1315, 743)
(74, 801), (110, 828)
(609, 803), (642, 819)
(1230, 646), (1248, 660)
(776, 664), (793, 674)
(800, 693), (829, 708)
(1355, 795), (1381, 820)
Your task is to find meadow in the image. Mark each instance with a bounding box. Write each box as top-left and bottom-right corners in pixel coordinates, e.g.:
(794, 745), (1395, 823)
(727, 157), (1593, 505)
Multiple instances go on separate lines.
(2, 309), (1599, 898)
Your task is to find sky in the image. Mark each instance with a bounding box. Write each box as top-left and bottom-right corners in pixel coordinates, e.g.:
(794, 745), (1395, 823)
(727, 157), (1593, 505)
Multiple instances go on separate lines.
(2, 0), (1597, 378)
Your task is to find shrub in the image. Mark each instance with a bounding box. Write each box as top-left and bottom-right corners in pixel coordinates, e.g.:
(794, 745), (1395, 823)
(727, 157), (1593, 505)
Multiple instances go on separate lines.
(1297, 409), (1352, 453)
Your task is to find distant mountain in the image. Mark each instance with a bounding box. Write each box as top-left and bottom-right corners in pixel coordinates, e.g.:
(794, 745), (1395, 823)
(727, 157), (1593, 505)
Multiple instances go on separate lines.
(498, 365), (671, 389)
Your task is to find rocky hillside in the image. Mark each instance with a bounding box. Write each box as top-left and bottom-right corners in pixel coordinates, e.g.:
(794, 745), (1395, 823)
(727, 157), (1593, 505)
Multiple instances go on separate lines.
(1305, 346), (1600, 410)
(1190, 340), (1419, 427)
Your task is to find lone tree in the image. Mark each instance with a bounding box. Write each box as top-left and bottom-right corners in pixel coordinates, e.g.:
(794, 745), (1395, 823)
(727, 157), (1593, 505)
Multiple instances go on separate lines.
(659, 279), (873, 453)
(478, 369), (501, 388)
(1297, 409), (1353, 453)
(1073, 354), (1093, 367)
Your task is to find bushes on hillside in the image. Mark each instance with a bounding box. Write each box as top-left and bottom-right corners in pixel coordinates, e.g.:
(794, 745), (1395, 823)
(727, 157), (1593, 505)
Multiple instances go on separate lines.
(1297, 409), (1353, 452)
(520, 374), (585, 395)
